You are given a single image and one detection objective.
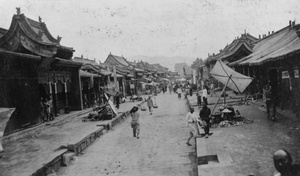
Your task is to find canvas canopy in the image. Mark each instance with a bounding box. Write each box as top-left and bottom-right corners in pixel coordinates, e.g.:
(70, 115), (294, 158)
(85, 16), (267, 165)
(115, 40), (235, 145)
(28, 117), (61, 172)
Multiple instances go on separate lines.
(210, 60), (253, 93)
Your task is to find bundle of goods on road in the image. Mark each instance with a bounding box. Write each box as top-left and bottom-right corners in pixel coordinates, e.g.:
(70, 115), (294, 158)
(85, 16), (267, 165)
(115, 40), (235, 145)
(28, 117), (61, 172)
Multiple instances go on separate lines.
(129, 95), (143, 102)
(82, 104), (116, 122)
(210, 104), (254, 128)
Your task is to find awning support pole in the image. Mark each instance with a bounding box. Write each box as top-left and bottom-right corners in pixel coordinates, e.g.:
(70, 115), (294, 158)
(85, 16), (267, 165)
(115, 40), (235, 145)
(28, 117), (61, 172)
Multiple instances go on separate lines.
(211, 75), (232, 114)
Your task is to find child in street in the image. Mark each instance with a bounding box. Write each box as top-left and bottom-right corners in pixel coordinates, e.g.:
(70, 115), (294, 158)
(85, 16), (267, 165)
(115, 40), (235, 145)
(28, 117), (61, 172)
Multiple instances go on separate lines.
(130, 106), (140, 139)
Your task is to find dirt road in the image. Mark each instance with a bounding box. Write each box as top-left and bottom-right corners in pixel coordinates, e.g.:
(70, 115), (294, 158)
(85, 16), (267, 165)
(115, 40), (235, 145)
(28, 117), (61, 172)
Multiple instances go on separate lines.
(58, 93), (197, 176)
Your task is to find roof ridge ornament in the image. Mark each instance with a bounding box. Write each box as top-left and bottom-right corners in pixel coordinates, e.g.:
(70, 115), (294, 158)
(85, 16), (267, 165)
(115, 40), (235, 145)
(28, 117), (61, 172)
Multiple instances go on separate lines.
(38, 30), (44, 38)
(39, 16), (42, 23)
(16, 7), (21, 15)
(57, 35), (62, 43)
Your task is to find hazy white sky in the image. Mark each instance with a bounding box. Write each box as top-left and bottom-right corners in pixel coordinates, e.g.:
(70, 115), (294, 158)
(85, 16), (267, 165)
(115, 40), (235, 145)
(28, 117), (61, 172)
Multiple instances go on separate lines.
(0, 0), (299, 63)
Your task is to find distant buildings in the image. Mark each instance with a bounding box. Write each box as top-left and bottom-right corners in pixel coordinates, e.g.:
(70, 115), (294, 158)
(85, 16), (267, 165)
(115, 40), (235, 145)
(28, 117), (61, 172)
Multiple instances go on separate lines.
(174, 63), (192, 77)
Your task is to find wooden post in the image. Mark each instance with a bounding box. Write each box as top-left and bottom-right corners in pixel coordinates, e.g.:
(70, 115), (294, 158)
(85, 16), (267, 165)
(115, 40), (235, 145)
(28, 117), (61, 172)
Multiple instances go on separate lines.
(54, 82), (58, 116)
(211, 75), (232, 114)
(65, 82), (68, 108)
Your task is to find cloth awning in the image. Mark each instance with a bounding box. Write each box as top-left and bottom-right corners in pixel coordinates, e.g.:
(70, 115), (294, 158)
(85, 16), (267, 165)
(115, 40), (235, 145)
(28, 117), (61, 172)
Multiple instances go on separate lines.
(210, 60), (253, 93)
(126, 74), (134, 78)
(111, 73), (124, 78)
(99, 69), (112, 76)
(79, 70), (101, 78)
(0, 108), (15, 131)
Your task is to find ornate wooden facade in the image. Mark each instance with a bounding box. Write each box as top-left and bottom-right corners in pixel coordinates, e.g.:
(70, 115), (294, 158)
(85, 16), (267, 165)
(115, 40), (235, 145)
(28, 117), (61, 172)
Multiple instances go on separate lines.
(0, 9), (82, 134)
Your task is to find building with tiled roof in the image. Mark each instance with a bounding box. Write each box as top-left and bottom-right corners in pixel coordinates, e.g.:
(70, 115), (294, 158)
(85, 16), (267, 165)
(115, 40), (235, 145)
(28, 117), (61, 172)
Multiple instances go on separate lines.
(229, 21), (300, 115)
(0, 9), (74, 59)
(151, 63), (169, 73)
(206, 32), (258, 70)
(0, 9), (83, 134)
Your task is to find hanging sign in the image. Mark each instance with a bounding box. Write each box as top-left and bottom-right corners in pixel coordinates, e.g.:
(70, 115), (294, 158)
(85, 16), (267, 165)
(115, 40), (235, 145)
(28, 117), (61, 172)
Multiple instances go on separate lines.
(282, 71), (289, 79)
(49, 82), (52, 94)
(294, 70), (299, 78)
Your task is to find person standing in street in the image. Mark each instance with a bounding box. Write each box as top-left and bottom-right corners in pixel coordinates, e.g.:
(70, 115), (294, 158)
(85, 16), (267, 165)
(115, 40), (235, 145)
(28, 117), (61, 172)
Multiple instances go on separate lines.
(185, 107), (199, 146)
(202, 86), (208, 105)
(199, 102), (211, 138)
(115, 91), (120, 109)
(210, 82), (215, 97)
(146, 96), (154, 115)
(169, 84), (172, 94)
(177, 86), (182, 99)
(197, 89), (202, 108)
(46, 96), (53, 121)
(40, 97), (46, 122)
(130, 106), (140, 139)
(265, 84), (276, 121)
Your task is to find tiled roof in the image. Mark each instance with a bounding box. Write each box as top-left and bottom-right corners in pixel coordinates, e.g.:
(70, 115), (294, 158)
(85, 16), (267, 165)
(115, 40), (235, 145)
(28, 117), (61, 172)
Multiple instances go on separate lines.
(151, 63), (168, 73)
(111, 54), (129, 66)
(233, 23), (300, 66)
(207, 33), (258, 63)
(0, 28), (7, 38)
(0, 12), (74, 58)
(73, 56), (98, 65)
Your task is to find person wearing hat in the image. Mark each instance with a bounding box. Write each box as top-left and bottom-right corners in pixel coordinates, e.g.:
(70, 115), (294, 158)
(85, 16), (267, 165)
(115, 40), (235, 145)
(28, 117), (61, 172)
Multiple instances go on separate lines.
(130, 106), (140, 139)
(199, 102), (211, 138)
(273, 149), (300, 176)
(146, 95), (154, 115)
(185, 107), (199, 146)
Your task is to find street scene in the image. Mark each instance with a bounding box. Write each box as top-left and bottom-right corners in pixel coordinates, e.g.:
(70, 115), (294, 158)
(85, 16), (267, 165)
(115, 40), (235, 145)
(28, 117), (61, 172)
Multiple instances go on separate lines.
(1, 1), (300, 176)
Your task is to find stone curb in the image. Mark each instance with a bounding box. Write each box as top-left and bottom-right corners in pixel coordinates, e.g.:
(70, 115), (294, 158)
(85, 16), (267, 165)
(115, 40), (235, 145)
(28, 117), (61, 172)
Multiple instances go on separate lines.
(3, 109), (93, 143)
(29, 100), (145, 176)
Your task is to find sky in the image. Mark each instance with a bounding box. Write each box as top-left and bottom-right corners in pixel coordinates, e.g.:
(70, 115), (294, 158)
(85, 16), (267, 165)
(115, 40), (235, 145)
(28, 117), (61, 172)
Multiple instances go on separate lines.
(0, 0), (300, 64)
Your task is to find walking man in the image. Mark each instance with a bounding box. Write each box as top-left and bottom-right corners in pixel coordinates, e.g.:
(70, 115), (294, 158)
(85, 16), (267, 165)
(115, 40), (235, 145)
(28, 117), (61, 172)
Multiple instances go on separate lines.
(147, 96), (154, 115)
(169, 84), (172, 94)
(177, 86), (182, 99)
(185, 107), (199, 146)
(130, 106), (140, 139)
(199, 102), (211, 138)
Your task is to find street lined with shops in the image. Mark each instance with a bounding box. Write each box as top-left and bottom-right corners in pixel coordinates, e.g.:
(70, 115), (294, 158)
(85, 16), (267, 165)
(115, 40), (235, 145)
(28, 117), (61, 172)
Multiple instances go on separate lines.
(57, 93), (197, 176)
(1, 89), (300, 176)
(1, 2), (300, 176)
(51, 91), (300, 176)
(0, 100), (142, 176)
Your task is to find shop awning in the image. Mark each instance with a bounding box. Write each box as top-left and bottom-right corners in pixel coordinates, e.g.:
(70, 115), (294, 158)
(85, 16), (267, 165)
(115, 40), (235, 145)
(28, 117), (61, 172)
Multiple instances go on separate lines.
(79, 70), (101, 78)
(99, 69), (112, 76)
(238, 25), (300, 66)
(126, 74), (134, 78)
(111, 73), (124, 78)
(210, 60), (253, 93)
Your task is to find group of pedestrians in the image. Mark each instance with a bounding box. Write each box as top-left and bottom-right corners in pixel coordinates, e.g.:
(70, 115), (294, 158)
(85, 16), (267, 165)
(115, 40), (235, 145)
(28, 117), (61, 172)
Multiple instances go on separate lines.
(40, 96), (53, 122)
(196, 86), (209, 107)
(129, 95), (154, 139)
(185, 102), (211, 146)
